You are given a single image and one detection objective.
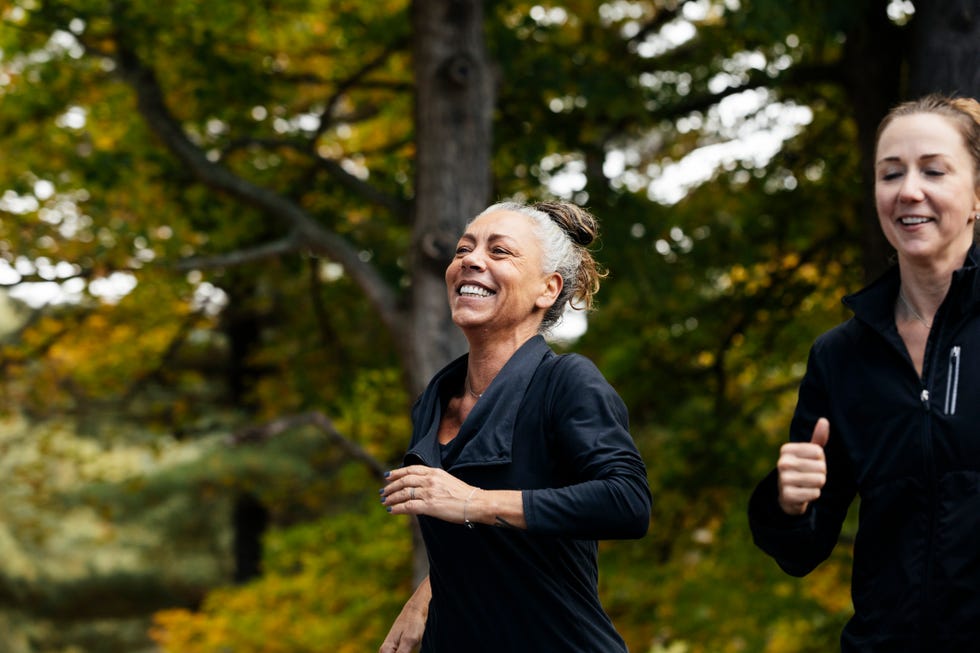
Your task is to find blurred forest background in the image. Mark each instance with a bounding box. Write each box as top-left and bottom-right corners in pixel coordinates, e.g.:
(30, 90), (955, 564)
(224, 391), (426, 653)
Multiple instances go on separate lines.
(1, 0), (978, 651)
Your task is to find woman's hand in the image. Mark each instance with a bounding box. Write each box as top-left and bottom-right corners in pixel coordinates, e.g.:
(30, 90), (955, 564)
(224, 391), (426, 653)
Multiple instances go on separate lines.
(777, 418), (830, 516)
(382, 465), (478, 524)
(379, 577), (430, 653)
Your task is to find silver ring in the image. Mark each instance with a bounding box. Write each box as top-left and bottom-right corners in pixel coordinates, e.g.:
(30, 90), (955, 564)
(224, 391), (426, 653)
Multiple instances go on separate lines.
(410, 487), (416, 500)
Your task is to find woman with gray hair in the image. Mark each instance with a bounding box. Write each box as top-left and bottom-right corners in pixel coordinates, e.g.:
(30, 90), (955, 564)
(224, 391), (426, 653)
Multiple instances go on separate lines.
(379, 200), (651, 652)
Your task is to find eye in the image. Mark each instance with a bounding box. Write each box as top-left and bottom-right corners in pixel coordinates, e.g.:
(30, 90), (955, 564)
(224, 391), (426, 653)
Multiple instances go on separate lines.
(455, 245), (471, 256)
(924, 168), (945, 177)
(880, 171), (902, 181)
(491, 247), (511, 256)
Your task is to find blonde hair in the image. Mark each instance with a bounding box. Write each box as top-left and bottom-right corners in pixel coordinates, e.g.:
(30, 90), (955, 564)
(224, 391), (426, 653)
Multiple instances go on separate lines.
(875, 94), (980, 240)
(875, 94), (980, 188)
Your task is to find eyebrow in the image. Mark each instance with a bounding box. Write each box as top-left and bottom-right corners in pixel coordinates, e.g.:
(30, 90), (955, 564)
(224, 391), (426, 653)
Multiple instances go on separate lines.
(459, 232), (519, 244)
(876, 153), (948, 165)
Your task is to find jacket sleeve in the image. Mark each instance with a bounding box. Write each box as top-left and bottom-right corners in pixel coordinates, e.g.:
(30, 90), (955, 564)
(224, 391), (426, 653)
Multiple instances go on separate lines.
(748, 341), (857, 576)
(522, 354), (652, 540)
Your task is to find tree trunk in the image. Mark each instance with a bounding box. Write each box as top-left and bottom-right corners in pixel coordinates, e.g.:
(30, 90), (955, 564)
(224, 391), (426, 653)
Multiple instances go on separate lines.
(841, 0), (904, 283)
(232, 492), (269, 584)
(408, 0), (495, 583)
(907, 0), (980, 99)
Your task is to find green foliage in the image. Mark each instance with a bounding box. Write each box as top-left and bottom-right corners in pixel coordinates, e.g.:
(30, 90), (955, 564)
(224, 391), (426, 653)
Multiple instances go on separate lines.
(0, 415), (231, 651)
(0, 0), (929, 651)
(1, 0), (414, 424)
(152, 498), (413, 653)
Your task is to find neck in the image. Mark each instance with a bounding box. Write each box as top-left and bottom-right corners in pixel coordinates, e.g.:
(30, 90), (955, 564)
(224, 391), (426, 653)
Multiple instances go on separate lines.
(896, 241), (971, 288)
(463, 330), (539, 395)
(895, 252), (967, 327)
(896, 251), (966, 310)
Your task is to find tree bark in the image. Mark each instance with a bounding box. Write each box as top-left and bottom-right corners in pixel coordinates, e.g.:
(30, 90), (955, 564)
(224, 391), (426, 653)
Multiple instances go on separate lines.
(406, 0), (494, 586)
(907, 0), (980, 99)
(408, 0), (494, 400)
(840, 0), (904, 283)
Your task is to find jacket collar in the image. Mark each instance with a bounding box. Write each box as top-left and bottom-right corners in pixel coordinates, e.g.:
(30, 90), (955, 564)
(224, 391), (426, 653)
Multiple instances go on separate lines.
(842, 244), (980, 332)
(404, 335), (553, 470)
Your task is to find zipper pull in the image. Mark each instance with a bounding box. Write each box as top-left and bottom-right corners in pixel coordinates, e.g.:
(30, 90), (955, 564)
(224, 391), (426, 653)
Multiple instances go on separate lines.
(945, 346), (961, 416)
(920, 388), (930, 409)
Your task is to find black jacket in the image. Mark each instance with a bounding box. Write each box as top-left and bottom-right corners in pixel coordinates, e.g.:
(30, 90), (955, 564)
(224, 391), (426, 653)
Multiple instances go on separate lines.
(749, 245), (980, 651)
(404, 335), (651, 652)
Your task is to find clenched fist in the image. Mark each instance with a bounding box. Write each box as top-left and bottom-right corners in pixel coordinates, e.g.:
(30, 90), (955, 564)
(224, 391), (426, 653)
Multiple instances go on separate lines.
(777, 417), (830, 516)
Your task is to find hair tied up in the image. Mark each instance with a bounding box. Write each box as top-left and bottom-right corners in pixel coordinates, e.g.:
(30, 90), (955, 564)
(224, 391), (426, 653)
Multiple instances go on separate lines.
(531, 201), (598, 247)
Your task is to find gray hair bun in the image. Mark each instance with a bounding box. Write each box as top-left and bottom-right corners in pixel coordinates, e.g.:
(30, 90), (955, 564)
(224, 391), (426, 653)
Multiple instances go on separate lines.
(532, 201), (599, 248)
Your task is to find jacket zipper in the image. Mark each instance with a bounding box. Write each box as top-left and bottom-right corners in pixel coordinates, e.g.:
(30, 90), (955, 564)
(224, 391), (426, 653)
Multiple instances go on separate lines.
(919, 384), (938, 645)
(944, 345), (961, 416)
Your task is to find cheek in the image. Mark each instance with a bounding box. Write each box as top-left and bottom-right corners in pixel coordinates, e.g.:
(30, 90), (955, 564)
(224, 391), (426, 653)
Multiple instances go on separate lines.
(874, 187), (892, 220)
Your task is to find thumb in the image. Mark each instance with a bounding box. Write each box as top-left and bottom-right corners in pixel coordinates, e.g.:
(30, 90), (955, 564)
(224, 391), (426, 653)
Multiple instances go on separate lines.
(810, 417), (830, 448)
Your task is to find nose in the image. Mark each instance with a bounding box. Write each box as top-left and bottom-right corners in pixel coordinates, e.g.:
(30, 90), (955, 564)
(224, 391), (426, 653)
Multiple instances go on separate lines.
(459, 247), (485, 270)
(897, 172), (925, 203)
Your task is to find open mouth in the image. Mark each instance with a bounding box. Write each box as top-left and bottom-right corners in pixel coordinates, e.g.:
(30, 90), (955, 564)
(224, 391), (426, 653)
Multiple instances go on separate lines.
(898, 216), (933, 226)
(458, 283), (496, 298)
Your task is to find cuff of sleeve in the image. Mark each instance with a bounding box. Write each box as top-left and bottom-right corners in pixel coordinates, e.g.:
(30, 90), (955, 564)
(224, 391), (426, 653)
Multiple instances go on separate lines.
(521, 489), (535, 532)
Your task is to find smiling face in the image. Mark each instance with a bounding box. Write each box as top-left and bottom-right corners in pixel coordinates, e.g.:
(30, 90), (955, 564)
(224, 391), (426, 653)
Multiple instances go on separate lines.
(445, 210), (562, 341)
(874, 113), (980, 267)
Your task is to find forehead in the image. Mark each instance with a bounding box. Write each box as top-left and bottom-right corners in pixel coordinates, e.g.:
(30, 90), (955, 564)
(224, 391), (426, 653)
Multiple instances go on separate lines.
(465, 210), (539, 240)
(877, 113), (968, 159)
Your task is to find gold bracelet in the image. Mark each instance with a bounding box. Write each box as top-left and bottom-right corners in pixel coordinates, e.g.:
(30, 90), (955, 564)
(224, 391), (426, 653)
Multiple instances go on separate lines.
(463, 488), (479, 529)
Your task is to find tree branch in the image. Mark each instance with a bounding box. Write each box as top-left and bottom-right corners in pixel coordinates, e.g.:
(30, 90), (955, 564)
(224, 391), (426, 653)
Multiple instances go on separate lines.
(0, 270), (92, 287)
(307, 256), (351, 368)
(315, 36), (410, 141)
(645, 60), (842, 123)
(229, 411), (387, 480)
(626, 5), (685, 45)
(120, 308), (206, 406)
(219, 136), (410, 217)
(107, 19), (405, 337)
(173, 234), (303, 271)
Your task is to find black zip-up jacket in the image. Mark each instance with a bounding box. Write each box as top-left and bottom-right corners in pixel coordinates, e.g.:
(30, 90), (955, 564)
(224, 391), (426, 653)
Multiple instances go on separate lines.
(404, 335), (651, 652)
(749, 245), (980, 652)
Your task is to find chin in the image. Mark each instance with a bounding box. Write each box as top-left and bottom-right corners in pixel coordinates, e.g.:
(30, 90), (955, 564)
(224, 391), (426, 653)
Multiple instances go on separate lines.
(450, 312), (485, 329)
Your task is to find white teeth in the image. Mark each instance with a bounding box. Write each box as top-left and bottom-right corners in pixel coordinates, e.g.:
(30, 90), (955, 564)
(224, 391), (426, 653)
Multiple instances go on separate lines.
(900, 216), (931, 225)
(459, 284), (494, 297)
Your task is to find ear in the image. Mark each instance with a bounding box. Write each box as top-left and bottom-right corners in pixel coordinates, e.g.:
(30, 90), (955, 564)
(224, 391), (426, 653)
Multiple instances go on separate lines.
(534, 272), (563, 309)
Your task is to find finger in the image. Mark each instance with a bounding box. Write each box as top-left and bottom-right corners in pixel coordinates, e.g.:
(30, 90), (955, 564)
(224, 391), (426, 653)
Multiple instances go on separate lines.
(779, 471), (827, 489)
(382, 467), (436, 498)
(780, 442), (826, 462)
(810, 417), (830, 448)
(400, 632), (423, 653)
(379, 635), (396, 653)
(385, 465), (429, 482)
(396, 636), (416, 653)
(776, 443), (827, 472)
(381, 474), (419, 498)
(381, 634), (409, 653)
(781, 485), (822, 505)
(383, 486), (419, 507)
(380, 481), (401, 500)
